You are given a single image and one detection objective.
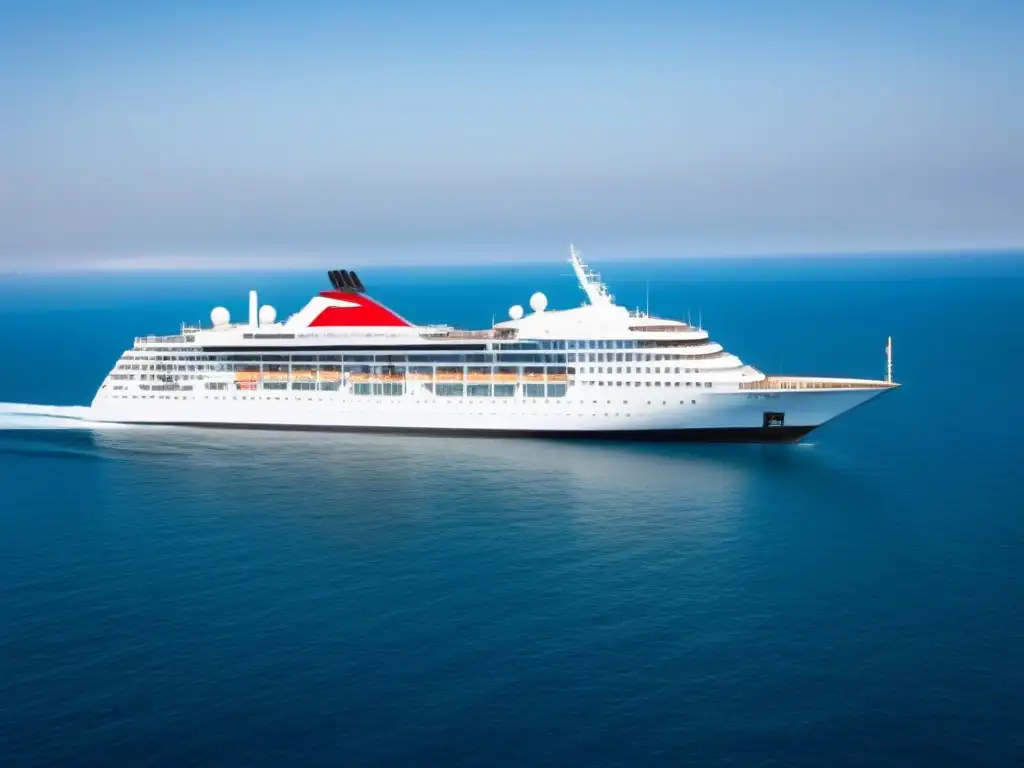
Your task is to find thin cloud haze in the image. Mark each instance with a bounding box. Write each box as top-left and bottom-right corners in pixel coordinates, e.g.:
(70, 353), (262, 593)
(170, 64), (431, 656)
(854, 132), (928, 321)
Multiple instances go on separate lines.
(1, 0), (1022, 270)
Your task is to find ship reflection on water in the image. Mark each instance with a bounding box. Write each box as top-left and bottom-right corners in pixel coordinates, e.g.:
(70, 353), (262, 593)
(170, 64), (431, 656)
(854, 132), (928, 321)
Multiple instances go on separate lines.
(75, 426), (864, 541)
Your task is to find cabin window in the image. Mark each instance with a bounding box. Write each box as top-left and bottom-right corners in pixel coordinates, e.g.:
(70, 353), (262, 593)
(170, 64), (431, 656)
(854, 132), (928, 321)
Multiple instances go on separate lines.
(372, 382), (404, 396)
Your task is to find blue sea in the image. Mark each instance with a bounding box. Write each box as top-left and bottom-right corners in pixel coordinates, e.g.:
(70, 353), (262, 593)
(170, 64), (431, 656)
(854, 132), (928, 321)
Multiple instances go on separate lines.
(0, 255), (1022, 767)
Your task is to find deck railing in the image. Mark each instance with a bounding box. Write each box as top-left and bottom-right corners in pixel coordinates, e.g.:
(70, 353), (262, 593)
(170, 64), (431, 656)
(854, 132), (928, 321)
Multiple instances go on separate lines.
(420, 329), (517, 340)
(627, 324), (693, 333)
(232, 370), (570, 385)
(135, 335), (186, 345)
(740, 376), (892, 391)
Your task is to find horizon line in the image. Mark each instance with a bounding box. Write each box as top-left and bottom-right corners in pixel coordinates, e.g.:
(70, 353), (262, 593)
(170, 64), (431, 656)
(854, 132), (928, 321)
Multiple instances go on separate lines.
(0, 245), (1021, 275)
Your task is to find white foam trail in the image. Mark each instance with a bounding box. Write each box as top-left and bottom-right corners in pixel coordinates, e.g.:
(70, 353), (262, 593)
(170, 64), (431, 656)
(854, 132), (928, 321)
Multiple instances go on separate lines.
(0, 402), (134, 430)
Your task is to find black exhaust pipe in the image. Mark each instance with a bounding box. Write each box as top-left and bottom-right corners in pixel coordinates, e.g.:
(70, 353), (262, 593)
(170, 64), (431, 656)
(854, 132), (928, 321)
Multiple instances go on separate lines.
(328, 270), (341, 290)
(349, 270), (366, 293)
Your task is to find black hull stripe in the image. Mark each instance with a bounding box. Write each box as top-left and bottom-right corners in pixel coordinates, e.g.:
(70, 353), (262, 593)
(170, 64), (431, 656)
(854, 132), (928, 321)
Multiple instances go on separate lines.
(122, 423), (816, 443)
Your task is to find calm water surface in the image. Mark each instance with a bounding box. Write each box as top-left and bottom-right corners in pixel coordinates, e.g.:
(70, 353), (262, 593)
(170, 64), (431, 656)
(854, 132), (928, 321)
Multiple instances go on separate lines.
(0, 256), (1022, 766)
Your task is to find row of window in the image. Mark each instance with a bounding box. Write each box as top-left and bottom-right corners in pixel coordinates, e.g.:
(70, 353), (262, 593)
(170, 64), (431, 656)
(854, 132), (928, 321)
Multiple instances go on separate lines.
(421, 383), (569, 398)
(216, 382), (575, 398)
(510, 339), (708, 350)
(138, 384), (193, 391)
(108, 392), (701, 412)
(206, 381), (711, 397)
(115, 362), (735, 379)
(216, 381), (345, 392)
(119, 347), (722, 367)
(580, 380), (713, 388)
(119, 371), (730, 391)
(131, 337), (708, 355)
(581, 365), (721, 375)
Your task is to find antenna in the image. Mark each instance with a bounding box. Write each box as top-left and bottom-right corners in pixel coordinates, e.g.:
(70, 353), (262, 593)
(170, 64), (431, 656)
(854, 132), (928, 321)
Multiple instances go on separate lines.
(886, 336), (893, 384)
(645, 280), (649, 317)
(698, 310), (702, 331)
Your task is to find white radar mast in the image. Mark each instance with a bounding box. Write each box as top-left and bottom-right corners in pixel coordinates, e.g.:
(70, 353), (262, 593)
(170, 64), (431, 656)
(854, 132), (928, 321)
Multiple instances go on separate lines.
(569, 244), (615, 306)
(886, 336), (893, 384)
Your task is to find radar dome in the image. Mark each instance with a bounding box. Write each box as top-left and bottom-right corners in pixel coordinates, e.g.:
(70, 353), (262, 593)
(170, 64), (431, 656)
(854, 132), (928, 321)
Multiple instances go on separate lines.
(529, 292), (548, 312)
(508, 304), (524, 320)
(210, 306), (230, 326)
(258, 305), (277, 325)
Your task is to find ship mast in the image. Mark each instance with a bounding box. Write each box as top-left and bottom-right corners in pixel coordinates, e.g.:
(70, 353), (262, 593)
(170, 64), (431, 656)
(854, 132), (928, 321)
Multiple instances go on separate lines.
(568, 244), (614, 306)
(886, 336), (893, 384)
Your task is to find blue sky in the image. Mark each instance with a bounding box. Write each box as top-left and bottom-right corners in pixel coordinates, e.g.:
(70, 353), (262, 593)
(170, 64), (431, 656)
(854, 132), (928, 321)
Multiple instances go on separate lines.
(1, 0), (1022, 269)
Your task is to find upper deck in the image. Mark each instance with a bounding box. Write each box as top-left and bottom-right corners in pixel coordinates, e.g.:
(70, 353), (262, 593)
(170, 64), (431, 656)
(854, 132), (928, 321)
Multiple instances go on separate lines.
(133, 300), (710, 352)
(120, 250), (894, 394)
(130, 248), (712, 352)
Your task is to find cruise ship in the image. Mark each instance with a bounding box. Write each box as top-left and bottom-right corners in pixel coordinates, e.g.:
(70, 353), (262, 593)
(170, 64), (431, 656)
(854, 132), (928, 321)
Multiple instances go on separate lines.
(89, 247), (898, 441)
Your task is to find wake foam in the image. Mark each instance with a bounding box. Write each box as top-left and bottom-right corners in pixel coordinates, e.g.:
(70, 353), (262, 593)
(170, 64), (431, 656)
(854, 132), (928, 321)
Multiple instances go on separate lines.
(0, 402), (133, 430)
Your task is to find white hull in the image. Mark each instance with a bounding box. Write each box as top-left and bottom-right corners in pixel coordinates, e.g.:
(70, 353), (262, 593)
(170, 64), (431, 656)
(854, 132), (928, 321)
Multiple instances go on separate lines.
(89, 385), (890, 441)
